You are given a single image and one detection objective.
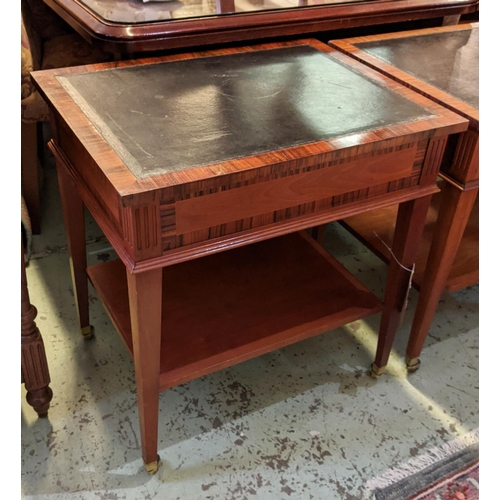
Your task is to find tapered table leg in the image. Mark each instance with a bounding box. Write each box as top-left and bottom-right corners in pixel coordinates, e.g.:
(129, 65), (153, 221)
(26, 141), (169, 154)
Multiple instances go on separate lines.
(127, 268), (163, 474)
(372, 195), (433, 378)
(21, 242), (53, 417)
(56, 163), (93, 339)
(311, 224), (328, 245)
(405, 184), (478, 372)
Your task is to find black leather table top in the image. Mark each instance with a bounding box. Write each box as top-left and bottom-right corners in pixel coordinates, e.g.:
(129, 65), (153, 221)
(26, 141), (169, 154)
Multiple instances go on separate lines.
(357, 28), (478, 110)
(58, 45), (434, 179)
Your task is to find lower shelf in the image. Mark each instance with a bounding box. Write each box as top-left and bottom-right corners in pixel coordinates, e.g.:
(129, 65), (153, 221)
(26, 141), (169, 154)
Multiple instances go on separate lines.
(339, 185), (479, 293)
(87, 231), (383, 391)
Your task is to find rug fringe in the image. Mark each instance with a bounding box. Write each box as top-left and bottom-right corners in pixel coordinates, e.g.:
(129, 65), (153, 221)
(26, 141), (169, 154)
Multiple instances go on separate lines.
(363, 428), (479, 498)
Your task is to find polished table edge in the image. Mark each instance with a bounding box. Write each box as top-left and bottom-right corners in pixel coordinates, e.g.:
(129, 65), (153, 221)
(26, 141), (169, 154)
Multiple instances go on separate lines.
(329, 24), (479, 184)
(42, 0), (479, 53)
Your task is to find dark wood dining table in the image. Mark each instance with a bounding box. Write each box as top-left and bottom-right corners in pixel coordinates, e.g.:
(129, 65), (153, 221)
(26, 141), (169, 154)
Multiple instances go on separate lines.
(42, 0), (479, 54)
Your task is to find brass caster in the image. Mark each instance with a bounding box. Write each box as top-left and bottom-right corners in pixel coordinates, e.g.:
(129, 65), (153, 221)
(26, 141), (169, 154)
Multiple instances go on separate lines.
(406, 355), (421, 373)
(370, 363), (386, 379)
(81, 325), (95, 340)
(145, 455), (161, 475)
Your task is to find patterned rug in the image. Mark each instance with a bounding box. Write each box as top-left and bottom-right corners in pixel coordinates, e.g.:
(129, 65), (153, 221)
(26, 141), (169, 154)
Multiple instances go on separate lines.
(363, 429), (479, 500)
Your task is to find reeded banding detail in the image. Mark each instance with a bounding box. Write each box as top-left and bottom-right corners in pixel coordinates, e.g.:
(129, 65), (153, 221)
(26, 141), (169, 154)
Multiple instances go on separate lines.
(421, 137), (447, 179)
(452, 130), (478, 174)
(21, 343), (50, 390)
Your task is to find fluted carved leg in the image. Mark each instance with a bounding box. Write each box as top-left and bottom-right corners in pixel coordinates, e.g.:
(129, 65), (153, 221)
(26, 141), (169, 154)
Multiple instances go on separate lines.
(21, 242), (52, 417)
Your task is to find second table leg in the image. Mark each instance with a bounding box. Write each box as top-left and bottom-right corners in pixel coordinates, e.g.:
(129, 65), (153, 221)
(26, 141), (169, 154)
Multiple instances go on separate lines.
(127, 268), (163, 474)
(56, 163), (93, 339)
(372, 195), (433, 378)
(405, 184), (478, 372)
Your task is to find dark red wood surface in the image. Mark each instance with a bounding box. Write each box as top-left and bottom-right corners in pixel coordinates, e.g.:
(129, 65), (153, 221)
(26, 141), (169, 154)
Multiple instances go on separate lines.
(43, 0), (479, 53)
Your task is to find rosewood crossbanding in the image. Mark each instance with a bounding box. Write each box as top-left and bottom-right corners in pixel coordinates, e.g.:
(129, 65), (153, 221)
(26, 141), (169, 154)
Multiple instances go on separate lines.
(32, 39), (467, 473)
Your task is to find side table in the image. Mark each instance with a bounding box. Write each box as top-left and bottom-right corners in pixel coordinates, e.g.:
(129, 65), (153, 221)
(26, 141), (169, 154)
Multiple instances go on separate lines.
(32, 39), (467, 472)
(329, 22), (479, 372)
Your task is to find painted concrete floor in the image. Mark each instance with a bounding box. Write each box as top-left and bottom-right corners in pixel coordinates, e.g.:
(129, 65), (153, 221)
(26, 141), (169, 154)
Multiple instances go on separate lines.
(21, 159), (479, 499)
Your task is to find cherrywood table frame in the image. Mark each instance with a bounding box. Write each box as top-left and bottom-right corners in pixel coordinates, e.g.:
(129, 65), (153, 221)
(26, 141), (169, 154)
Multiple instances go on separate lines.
(32, 39), (467, 472)
(330, 23), (479, 373)
(43, 0), (478, 54)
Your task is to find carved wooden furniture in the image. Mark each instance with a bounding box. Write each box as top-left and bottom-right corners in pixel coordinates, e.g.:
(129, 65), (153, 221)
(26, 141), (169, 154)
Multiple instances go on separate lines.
(42, 0), (479, 54)
(329, 23), (479, 373)
(22, 242), (53, 417)
(32, 39), (466, 472)
(21, 0), (113, 233)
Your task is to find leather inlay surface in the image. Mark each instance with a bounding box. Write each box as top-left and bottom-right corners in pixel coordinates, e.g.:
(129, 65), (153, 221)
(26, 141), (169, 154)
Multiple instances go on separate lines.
(357, 28), (478, 109)
(58, 45), (434, 179)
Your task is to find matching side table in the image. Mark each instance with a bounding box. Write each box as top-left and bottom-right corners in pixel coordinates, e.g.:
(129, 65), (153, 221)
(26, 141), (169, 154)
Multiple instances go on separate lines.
(32, 39), (467, 472)
(329, 22), (479, 373)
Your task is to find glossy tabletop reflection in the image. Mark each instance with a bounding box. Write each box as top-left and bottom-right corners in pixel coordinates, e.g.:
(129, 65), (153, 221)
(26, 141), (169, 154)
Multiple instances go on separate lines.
(78, 0), (371, 23)
(58, 45), (434, 179)
(357, 27), (479, 109)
